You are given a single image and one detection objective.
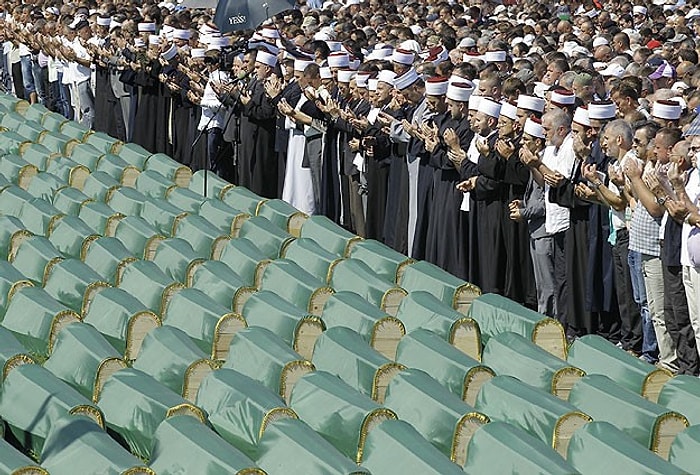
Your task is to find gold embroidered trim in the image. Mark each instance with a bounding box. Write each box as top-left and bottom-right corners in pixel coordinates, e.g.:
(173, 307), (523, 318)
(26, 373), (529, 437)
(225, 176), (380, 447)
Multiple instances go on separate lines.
(48, 310), (82, 354)
(357, 407), (398, 463)
(80, 234), (101, 261)
(93, 357), (127, 403)
(69, 404), (105, 429)
(81, 281), (112, 318)
(165, 403), (206, 423)
(2, 353), (35, 381)
(8, 229), (34, 262)
(258, 407), (297, 440)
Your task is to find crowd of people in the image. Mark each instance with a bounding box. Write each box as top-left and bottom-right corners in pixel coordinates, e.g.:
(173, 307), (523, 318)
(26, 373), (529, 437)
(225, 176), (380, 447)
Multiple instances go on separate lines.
(2, 0), (700, 375)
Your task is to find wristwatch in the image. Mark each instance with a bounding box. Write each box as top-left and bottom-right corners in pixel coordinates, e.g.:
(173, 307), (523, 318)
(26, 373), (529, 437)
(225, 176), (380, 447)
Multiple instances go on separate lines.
(656, 196), (667, 206)
(591, 181), (603, 189)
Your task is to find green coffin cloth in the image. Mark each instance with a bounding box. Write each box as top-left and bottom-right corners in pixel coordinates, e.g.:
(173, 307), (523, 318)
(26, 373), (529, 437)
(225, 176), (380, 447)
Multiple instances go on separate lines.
(464, 421), (578, 474)
(238, 216), (294, 259)
(59, 120), (90, 140)
(20, 143), (53, 169)
(384, 368), (485, 463)
(217, 237), (267, 285)
(362, 420), (466, 475)
(281, 237), (340, 283)
(0, 260), (33, 320)
(198, 199), (248, 235)
(196, 368), (295, 459)
(117, 142), (151, 169)
(172, 213), (224, 257)
(151, 415), (264, 475)
(133, 326), (210, 396)
(15, 122), (45, 142)
(482, 332), (583, 396)
(152, 238), (200, 282)
(0, 130), (29, 154)
(2, 287), (79, 358)
(220, 185), (265, 215)
(568, 374), (689, 450)
(39, 132), (77, 155)
(78, 200), (121, 235)
(139, 197), (187, 236)
(224, 326), (312, 400)
(82, 236), (134, 284)
(84, 132), (121, 154)
(259, 259), (329, 312)
(11, 234), (62, 284)
(467, 293), (566, 359)
(26, 172), (63, 201)
(311, 327), (400, 401)
(0, 154), (35, 186)
(0, 215), (25, 259)
(135, 169), (173, 199)
(658, 375), (700, 425)
(44, 323), (122, 401)
(290, 371), (393, 462)
(106, 186), (149, 216)
(98, 368), (197, 459)
(669, 424), (700, 474)
(44, 258), (108, 313)
(257, 418), (370, 475)
(81, 171), (120, 201)
(257, 199), (306, 235)
(144, 153), (190, 184)
(52, 186), (90, 216)
(48, 217), (97, 258)
(567, 421), (684, 475)
(242, 290), (317, 348)
(188, 170), (230, 199)
(329, 259), (405, 310)
(45, 157), (88, 186)
(568, 335), (671, 401)
(68, 143), (104, 170)
(347, 239), (412, 283)
(21, 102), (49, 121)
(395, 291), (475, 343)
(118, 260), (176, 313)
(187, 260), (248, 309)
(41, 415), (150, 475)
(95, 154), (137, 182)
(83, 287), (158, 358)
(18, 197), (62, 235)
(299, 215), (360, 256)
(0, 364), (100, 457)
(395, 329), (491, 404)
(0, 437), (47, 474)
(166, 186), (206, 213)
(0, 325), (34, 376)
(0, 185), (33, 216)
(399, 260), (476, 307)
(475, 376), (590, 453)
(0, 111), (28, 131)
(42, 111), (68, 132)
(321, 291), (402, 346)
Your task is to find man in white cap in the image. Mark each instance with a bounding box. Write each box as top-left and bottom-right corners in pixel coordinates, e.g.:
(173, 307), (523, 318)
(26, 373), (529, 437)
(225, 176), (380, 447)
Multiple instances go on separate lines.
(651, 99), (682, 128)
(515, 94), (546, 136)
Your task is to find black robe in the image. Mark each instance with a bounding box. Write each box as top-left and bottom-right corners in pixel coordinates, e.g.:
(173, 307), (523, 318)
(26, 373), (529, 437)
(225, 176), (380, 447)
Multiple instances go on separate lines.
(383, 104), (412, 254)
(272, 80), (302, 197)
(363, 108), (393, 241)
(132, 59), (163, 154)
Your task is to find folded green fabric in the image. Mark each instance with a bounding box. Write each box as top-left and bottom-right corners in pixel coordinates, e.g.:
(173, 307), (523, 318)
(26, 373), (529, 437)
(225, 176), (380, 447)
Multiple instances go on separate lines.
(85, 131), (120, 154)
(117, 260), (176, 313)
(299, 215), (360, 257)
(0, 185), (33, 217)
(117, 142), (151, 169)
(172, 213), (224, 258)
(259, 259), (330, 313)
(11, 234), (62, 284)
(44, 258), (107, 314)
(21, 143), (53, 170)
(187, 260), (249, 310)
(167, 186), (207, 213)
(19, 197), (61, 236)
(281, 237), (340, 284)
(216, 237), (267, 286)
(347, 239), (412, 284)
(26, 171), (63, 201)
(658, 375), (700, 425)
(242, 290), (318, 349)
(220, 185), (265, 215)
(329, 259), (406, 312)
(139, 197), (186, 236)
(144, 153), (190, 185)
(198, 198), (249, 236)
(112, 215), (164, 260)
(669, 424), (700, 474)
(47, 216), (96, 258)
(68, 143), (103, 170)
(152, 238), (200, 283)
(107, 186), (148, 216)
(77, 200), (120, 233)
(188, 170), (231, 199)
(135, 169), (173, 200)
(257, 198), (307, 236)
(238, 216), (294, 259)
(399, 260), (478, 310)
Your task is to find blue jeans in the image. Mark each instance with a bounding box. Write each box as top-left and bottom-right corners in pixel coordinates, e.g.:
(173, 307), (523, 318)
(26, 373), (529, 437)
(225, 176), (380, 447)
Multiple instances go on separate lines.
(20, 55), (35, 95)
(628, 250), (657, 361)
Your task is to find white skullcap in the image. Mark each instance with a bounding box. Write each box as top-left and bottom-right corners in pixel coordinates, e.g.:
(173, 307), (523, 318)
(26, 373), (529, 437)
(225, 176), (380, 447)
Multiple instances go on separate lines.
(148, 35), (161, 45)
(256, 50), (278, 67)
(399, 40), (421, 54)
(394, 68), (419, 90)
(294, 59), (313, 72)
(409, 25), (422, 36)
(134, 38), (146, 48)
(632, 5), (647, 15)
(326, 41), (342, 52)
(164, 29), (174, 41)
(138, 22), (156, 32)
(592, 37), (609, 48)
(463, 52), (484, 63)
(500, 100), (518, 120)
(588, 101), (617, 120)
(652, 100), (682, 120)
(477, 97), (501, 118)
(368, 79), (379, 91)
(573, 107), (591, 127)
(110, 20), (121, 31)
(349, 58), (361, 70)
(173, 29), (191, 40)
(391, 48), (415, 65)
(356, 73), (370, 88)
(483, 50), (507, 63)
(425, 77), (449, 96)
(327, 52), (350, 67)
(367, 46), (394, 60)
(320, 66), (333, 79)
(191, 48), (206, 58)
(377, 70), (397, 86)
(97, 16), (111, 27)
(468, 94), (482, 111)
(600, 63), (625, 78)
(199, 24), (219, 35)
(550, 89), (576, 106)
(337, 69), (356, 83)
(261, 26), (280, 39)
(208, 37), (229, 50)
(446, 81), (475, 102)
(517, 94), (545, 113)
(458, 37), (476, 48)
(160, 44), (178, 61)
(524, 117), (545, 138)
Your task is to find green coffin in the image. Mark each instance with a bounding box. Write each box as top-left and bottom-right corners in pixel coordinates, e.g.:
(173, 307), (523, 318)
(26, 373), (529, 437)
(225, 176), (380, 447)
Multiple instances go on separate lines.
(0, 260), (33, 320)
(26, 171), (63, 201)
(0, 154), (37, 188)
(347, 238), (413, 283)
(144, 153), (191, 186)
(106, 186), (149, 217)
(20, 142), (52, 169)
(256, 198), (308, 237)
(59, 120), (90, 141)
(150, 415), (265, 475)
(15, 121), (46, 142)
(10, 234), (62, 284)
(259, 259), (332, 314)
(658, 375), (700, 425)
(47, 215), (96, 258)
(95, 154), (138, 185)
(0, 326), (35, 380)
(135, 169), (174, 199)
(112, 214), (166, 259)
(44, 258), (109, 314)
(152, 238), (201, 283)
(166, 186), (206, 213)
(220, 185), (265, 215)
(18, 197), (62, 236)
(0, 130), (30, 155)
(78, 200), (122, 234)
(81, 171), (120, 201)
(52, 186), (90, 216)
(299, 215), (361, 256)
(0, 185), (33, 216)
(0, 215), (25, 259)
(84, 131), (121, 154)
(0, 437), (47, 474)
(68, 143), (104, 170)
(281, 237), (341, 283)
(82, 236), (135, 285)
(198, 199), (249, 236)
(139, 197), (187, 236)
(186, 260), (250, 311)
(216, 237), (267, 285)
(117, 142), (151, 169)
(669, 424), (700, 474)
(329, 259), (407, 313)
(42, 111), (68, 132)
(38, 132), (79, 156)
(45, 157), (89, 190)
(238, 216), (294, 259)
(399, 260), (481, 314)
(567, 421), (684, 475)
(21, 103), (49, 121)
(172, 213), (225, 257)
(188, 170), (231, 199)
(117, 260), (177, 313)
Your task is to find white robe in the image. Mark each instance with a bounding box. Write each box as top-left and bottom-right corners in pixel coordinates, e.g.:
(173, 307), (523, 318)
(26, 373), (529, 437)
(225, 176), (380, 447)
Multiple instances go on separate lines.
(282, 96), (315, 215)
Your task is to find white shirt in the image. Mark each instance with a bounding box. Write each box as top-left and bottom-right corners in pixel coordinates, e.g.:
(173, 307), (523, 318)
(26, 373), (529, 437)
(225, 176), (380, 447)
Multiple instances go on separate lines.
(197, 69), (230, 131)
(71, 38), (92, 83)
(682, 168), (700, 267)
(543, 133), (576, 235)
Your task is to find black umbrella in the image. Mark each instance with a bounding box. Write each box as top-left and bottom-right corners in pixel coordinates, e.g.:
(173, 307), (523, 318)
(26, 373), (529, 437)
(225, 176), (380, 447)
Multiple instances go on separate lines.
(213, 0), (296, 33)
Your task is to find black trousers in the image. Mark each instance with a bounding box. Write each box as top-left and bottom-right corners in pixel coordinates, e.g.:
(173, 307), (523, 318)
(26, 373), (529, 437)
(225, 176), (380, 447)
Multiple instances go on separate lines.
(664, 264), (700, 375)
(613, 229), (642, 352)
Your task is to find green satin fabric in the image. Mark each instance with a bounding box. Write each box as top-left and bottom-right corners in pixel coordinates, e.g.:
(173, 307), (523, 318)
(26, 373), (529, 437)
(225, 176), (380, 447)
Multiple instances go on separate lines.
(290, 371), (383, 460)
(52, 187), (90, 216)
(113, 216), (162, 259)
(259, 259), (326, 310)
(78, 200), (119, 235)
(0, 173), (8, 187)
(0, 261), (30, 319)
(40, 132), (73, 155)
(0, 326), (33, 372)
(82, 236), (134, 284)
(257, 199), (303, 232)
(312, 327), (391, 399)
(464, 421), (578, 474)
(18, 197), (61, 235)
(167, 186), (206, 213)
(362, 420), (465, 474)
(84, 132), (119, 154)
(396, 291), (465, 339)
(669, 424), (700, 474)
(46, 158), (83, 184)
(152, 238), (199, 282)
(118, 260), (175, 312)
(568, 335), (660, 397)
(12, 235), (62, 284)
(468, 293), (552, 345)
(238, 216), (293, 259)
(81, 171), (120, 201)
(117, 142), (150, 169)
(41, 111), (66, 131)
(321, 291), (391, 342)
(107, 186), (148, 216)
(241, 291), (313, 347)
(196, 368), (290, 458)
(482, 332), (576, 394)
(0, 185), (34, 216)
(384, 368), (478, 458)
(257, 418), (370, 475)
(220, 186), (265, 215)
(59, 120), (89, 140)
(396, 329), (487, 400)
(348, 239), (410, 284)
(198, 199), (246, 235)
(48, 216), (96, 258)
(0, 364), (95, 456)
(0, 111), (27, 132)
(188, 260), (246, 309)
(568, 421), (684, 475)
(16, 122), (45, 142)
(26, 172), (63, 201)
(189, 170), (230, 199)
(569, 374), (678, 448)
(0, 154), (33, 183)
(44, 323), (121, 400)
(217, 237), (267, 285)
(135, 169), (173, 199)
(42, 415), (148, 475)
(98, 367), (189, 459)
(133, 326), (208, 395)
(300, 215), (357, 256)
(282, 238), (339, 283)
(20, 143), (52, 169)
(399, 260), (466, 306)
(0, 215), (24, 259)
(3, 287), (71, 357)
(0, 437), (45, 474)
(657, 375), (700, 425)
(0, 130), (27, 154)
(224, 326), (306, 395)
(22, 103), (49, 121)
(83, 287), (151, 355)
(140, 197), (185, 236)
(145, 153), (183, 179)
(329, 259), (398, 308)
(151, 415), (263, 475)
(163, 288), (233, 355)
(173, 214), (223, 257)
(475, 375), (585, 448)
(69, 143), (103, 170)
(95, 154), (134, 181)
